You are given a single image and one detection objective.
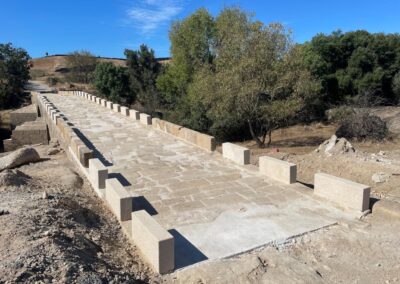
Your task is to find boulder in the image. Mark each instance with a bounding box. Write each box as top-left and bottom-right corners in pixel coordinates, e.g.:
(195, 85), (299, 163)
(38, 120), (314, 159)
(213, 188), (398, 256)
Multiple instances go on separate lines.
(315, 135), (355, 156)
(0, 147), (41, 171)
(0, 169), (31, 187)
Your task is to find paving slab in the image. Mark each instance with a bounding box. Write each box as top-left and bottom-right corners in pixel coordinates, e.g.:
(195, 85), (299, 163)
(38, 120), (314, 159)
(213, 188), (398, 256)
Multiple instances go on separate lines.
(45, 93), (354, 269)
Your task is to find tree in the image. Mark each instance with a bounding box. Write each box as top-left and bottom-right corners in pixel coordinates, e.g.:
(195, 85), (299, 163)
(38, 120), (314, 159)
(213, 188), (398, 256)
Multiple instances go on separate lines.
(393, 71), (400, 103)
(303, 30), (400, 106)
(92, 62), (132, 105)
(0, 43), (31, 109)
(125, 45), (162, 114)
(65, 50), (98, 84)
(156, 8), (215, 108)
(189, 8), (319, 146)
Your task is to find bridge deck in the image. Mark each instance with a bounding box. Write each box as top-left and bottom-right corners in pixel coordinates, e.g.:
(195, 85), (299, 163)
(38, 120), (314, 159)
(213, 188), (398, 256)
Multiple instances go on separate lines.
(47, 93), (351, 269)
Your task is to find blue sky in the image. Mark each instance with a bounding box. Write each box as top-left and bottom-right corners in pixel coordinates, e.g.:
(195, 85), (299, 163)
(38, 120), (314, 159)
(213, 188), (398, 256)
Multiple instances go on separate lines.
(1, 0), (399, 59)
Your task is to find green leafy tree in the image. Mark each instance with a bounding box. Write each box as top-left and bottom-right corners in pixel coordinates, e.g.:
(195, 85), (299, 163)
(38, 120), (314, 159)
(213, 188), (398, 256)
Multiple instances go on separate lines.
(303, 30), (400, 106)
(189, 8), (319, 146)
(0, 43), (30, 109)
(393, 71), (400, 103)
(92, 62), (132, 105)
(156, 8), (215, 109)
(125, 45), (161, 114)
(65, 50), (98, 84)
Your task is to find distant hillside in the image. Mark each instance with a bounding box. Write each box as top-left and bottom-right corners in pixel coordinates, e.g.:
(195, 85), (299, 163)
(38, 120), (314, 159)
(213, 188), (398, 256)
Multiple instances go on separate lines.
(30, 55), (171, 79)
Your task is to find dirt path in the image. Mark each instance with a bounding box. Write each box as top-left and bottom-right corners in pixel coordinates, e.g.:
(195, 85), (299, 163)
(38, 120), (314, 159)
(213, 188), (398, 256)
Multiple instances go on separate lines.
(0, 144), (158, 283)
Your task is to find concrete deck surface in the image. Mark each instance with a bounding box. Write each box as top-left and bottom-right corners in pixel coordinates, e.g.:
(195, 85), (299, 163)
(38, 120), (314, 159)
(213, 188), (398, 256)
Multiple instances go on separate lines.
(46, 93), (353, 269)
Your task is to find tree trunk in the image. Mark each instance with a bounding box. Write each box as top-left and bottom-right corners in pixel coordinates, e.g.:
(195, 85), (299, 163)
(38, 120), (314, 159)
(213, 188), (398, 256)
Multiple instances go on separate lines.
(266, 129), (272, 146)
(248, 120), (265, 148)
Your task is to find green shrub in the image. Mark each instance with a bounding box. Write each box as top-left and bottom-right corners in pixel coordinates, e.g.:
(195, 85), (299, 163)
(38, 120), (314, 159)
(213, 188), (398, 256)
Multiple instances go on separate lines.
(336, 112), (388, 140)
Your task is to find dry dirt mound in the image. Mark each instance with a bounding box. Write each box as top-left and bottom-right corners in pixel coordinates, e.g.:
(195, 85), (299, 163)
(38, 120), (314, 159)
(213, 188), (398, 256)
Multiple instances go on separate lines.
(0, 145), (157, 283)
(0, 169), (31, 188)
(0, 147), (41, 171)
(314, 135), (355, 156)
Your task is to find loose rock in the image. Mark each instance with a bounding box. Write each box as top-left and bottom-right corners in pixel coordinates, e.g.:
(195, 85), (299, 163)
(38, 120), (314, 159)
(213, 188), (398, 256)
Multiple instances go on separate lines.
(372, 172), (391, 183)
(315, 135), (355, 156)
(0, 147), (41, 171)
(47, 148), (60, 155)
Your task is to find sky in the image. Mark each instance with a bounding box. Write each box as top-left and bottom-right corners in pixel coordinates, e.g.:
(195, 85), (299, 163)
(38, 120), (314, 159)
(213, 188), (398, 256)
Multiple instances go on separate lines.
(1, 0), (399, 59)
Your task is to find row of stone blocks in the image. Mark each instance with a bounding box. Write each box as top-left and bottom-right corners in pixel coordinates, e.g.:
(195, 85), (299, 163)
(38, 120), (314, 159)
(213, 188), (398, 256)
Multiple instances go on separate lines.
(38, 96), (94, 168)
(40, 94), (175, 274)
(72, 90), (216, 152)
(152, 118), (216, 152)
(88, 158), (175, 274)
(72, 91), (151, 125)
(221, 142), (370, 213)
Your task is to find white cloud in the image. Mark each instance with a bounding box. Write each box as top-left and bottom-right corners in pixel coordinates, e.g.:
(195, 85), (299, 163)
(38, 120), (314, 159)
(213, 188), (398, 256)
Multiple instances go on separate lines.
(127, 0), (184, 33)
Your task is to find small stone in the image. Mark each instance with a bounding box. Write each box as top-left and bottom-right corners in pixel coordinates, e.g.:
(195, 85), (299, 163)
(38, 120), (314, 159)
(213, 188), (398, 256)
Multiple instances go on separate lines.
(378, 151), (386, 156)
(47, 148), (60, 155)
(372, 172), (391, 183)
(42, 191), (48, 199)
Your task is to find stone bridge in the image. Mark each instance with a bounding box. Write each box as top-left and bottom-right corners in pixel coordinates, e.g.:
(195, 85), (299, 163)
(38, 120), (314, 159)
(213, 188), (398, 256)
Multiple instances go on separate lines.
(35, 91), (370, 274)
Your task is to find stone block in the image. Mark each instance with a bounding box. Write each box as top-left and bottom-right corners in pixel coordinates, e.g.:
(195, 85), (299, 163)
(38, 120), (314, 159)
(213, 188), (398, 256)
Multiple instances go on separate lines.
(71, 137), (84, 157)
(184, 128), (197, 144)
(113, 104), (121, 113)
(120, 106), (129, 116)
(259, 156), (297, 184)
(140, 113), (152, 125)
(129, 109), (140, 120)
(10, 104), (38, 129)
(78, 145), (93, 168)
(165, 122), (181, 136)
(151, 118), (165, 130)
(131, 210), (174, 274)
(196, 133), (216, 151)
(222, 143), (250, 165)
(105, 178), (133, 221)
(11, 120), (48, 146)
(314, 173), (370, 212)
(106, 101), (113, 110)
(89, 158), (108, 189)
(3, 138), (17, 152)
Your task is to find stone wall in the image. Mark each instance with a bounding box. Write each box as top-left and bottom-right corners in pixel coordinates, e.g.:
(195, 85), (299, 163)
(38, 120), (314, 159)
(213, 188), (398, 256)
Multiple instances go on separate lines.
(38, 91), (175, 274)
(9, 104), (38, 130)
(152, 118), (216, 152)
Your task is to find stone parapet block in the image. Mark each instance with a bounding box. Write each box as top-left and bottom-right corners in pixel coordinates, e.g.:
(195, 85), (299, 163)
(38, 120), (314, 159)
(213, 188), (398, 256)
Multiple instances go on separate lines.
(131, 210), (174, 274)
(314, 173), (370, 212)
(259, 156), (297, 184)
(105, 178), (133, 221)
(222, 143), (250, 165)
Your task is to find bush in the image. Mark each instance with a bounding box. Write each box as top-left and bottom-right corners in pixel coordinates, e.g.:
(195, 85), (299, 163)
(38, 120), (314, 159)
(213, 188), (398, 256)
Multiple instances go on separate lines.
(326, 106), (354, 122)
(336, 112), (388, 140)
(92, 62), (132, 105)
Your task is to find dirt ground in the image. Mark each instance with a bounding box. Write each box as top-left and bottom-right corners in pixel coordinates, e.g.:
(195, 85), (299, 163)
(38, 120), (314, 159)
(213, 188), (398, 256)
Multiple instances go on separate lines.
(0, 144), (159, 283)
(241, 122), (400, 201)
(1, 123), (400, 283)
(166, 210), (400, 284)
